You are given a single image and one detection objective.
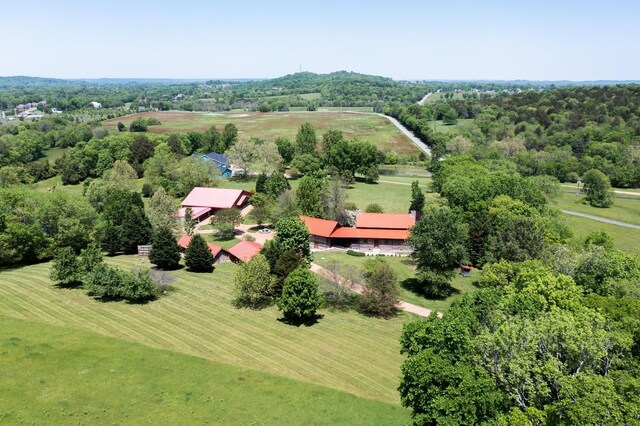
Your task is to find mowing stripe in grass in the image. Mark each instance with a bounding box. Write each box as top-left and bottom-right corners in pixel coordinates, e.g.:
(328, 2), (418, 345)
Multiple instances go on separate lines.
(0, 258), (407, 402)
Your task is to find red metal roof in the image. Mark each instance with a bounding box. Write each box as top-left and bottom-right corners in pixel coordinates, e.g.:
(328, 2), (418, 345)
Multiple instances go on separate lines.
(227, 240), (263, 262)
(176, 235), (223, 257)
(181, 187), (251, 210)
(355, 213), (415, 230)
(177, 206), (211, 219)
(330, 227), (410, 240)
(300, 216), (339, 238)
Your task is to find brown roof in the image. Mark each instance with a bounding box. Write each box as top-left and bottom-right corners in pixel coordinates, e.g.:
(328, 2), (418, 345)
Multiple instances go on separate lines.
(300, 216), (339, 238)
(355, 213), (415, 230)
(227, 240), (262, 262)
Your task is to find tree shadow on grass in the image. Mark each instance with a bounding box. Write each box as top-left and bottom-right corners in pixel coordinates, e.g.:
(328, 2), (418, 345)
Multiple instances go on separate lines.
(53, 281), (83, 290)
(400, 277), (459, 300)
(277, 313), (324, 327)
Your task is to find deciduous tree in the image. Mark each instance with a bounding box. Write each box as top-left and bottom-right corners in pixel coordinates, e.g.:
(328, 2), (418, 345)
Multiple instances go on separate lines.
(277, 267), (321, 322)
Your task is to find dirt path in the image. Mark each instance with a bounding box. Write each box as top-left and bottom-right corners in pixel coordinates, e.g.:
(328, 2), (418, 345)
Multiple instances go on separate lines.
(561, 210), (640, 229)
(310, 262), (442, 318)
(378, 180), (430, 188)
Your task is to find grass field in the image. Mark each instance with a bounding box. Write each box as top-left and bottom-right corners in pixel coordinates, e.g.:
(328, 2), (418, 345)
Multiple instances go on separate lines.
(554, 192), (640, 226)
(220, 176), (433, 214)
(0, 256), (418, 403)
(101, 111), (419, 155)
(43, 147), (67, 162)
(565, 215), (640, 255)
(0, 316), (409, 424)
(313, 252), (478, 312)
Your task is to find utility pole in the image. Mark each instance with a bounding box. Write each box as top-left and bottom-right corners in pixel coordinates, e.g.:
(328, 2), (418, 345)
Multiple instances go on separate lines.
(576, 178), (582, 200)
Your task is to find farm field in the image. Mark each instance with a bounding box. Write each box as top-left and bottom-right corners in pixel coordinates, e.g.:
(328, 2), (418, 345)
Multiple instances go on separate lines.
(0, 256), (417, 403)
(101, 111), (420, 154)
(554, 192), (640, 226)
(0, 316), (408, 424)
(565, 215), (640, 254)
(313, 252), (479, 312)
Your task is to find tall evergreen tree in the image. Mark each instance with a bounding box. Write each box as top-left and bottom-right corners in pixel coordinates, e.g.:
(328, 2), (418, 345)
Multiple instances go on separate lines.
(184, 234), (214, 272)
(149, 227), (181, 270)
(121, 208), (152, 254)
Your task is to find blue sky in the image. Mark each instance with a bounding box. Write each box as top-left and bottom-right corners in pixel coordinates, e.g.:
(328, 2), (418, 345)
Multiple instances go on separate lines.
(1, 0), (638, 80)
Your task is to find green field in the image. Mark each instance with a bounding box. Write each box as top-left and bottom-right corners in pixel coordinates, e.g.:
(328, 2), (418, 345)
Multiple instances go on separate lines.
(0, 316), (408, 424)
(313, 252), (478, 312)
(0, 256), (417, 403)
(565, 215), (640, 255)
(101, 111), (419, 155)
(554, 192), (640, 226)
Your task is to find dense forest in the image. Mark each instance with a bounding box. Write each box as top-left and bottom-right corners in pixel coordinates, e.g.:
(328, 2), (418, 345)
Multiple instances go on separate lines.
(388, 85), (640, 187)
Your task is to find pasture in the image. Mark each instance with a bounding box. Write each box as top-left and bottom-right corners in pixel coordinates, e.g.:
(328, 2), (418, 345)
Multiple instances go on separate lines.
(0, 256), (417, 403)
(101, 111), (420, 154)
(0, 316), (408, 424)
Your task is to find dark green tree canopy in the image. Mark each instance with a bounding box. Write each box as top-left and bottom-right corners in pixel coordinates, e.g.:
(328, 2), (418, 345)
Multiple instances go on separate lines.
(184, 234), (214, 273)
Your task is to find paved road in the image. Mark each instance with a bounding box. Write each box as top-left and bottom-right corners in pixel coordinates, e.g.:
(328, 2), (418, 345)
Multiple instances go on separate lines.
(376, 113), (432, 157)
(310, 262), (442, 318)
(561, 210), (640, 229)
(417, 92), (433, 105)
(560, 184), (640, 197)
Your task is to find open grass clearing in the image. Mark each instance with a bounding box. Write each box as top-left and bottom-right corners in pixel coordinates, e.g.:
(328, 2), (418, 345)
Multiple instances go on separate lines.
(0, 315), (408, 424)
(0, 256), (418, 403)
(564, 215), (640, 255)
(313, 251), (479, 312)
(101, 111), (419, 155)
(554, 192), (640, 226)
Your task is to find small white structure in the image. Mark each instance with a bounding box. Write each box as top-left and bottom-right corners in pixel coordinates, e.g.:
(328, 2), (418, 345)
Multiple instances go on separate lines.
(90, 101), (102, 109)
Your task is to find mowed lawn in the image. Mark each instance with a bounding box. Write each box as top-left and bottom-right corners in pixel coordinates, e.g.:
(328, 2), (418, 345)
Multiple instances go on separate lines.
(0, 256), (415, 403)
(554, 192), (640, 226)
(0, 316), (409, 425)
(313, 252), (479, 312)
(101, 111), (420, 155)
(565, 215), (640, 255)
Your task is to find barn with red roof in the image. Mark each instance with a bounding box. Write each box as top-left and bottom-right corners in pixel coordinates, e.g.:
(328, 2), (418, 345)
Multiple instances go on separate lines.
(300, 212), (416, 252)
(179, 187), (252, 222)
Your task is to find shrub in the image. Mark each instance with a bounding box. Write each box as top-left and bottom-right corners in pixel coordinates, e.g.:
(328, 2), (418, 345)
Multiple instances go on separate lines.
(142, 183), (154, 198)
(129, 118), (148, 132)
(277, 267), (321, 323)
(347, 249), (365, 257)
(358, 260), (399, 318)
(233, 254), (276, 308)
(365, 203), (383, 213)
(85, 264), (156, 303)
(49, 246), (80, 286)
